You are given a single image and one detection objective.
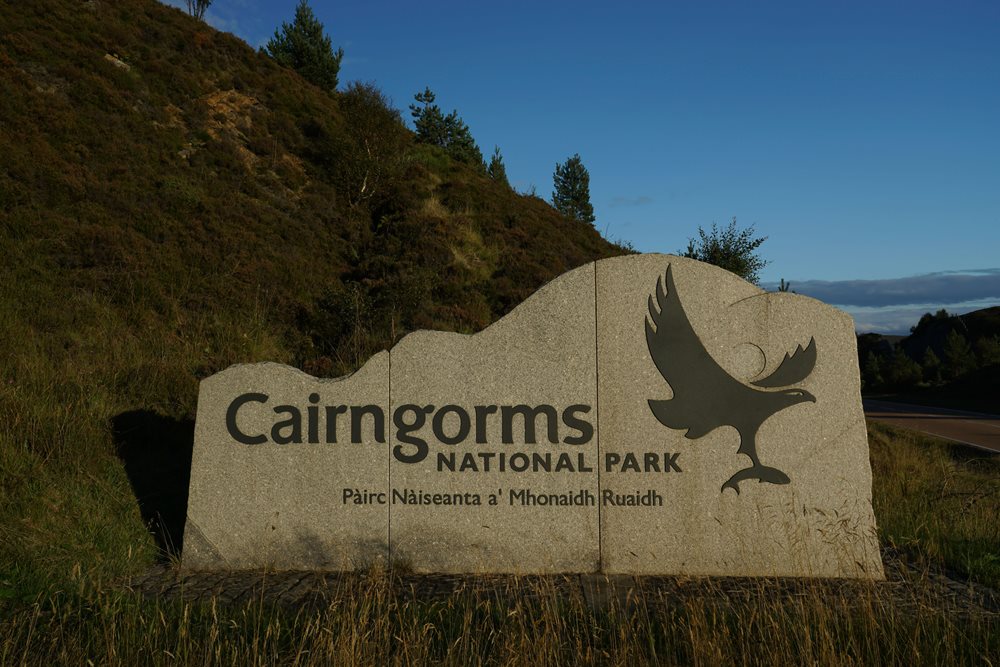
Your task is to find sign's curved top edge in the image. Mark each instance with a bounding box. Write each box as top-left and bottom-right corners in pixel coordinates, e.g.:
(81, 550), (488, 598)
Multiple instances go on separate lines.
(205, 351), (389, 386)
(203, 254), (853, 385)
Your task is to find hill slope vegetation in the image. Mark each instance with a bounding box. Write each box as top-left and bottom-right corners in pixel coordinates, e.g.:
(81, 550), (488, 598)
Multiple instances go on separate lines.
(0, 0), (625, 592)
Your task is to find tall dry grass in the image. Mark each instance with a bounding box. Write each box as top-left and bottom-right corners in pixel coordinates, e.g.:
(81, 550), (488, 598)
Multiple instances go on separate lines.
(868, 421), (1000, 588)
(2, 567), (997, 666)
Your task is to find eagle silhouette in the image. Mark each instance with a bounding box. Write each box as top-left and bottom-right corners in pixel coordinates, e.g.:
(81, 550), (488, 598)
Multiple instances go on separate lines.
(645, 265), (817, 494)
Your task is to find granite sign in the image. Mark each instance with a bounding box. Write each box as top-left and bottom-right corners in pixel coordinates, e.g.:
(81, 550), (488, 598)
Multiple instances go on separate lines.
(182, 254), (884, 578)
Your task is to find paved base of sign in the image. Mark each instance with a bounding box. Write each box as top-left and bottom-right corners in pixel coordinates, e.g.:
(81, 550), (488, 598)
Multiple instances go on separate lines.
(128, 550), (998, 619)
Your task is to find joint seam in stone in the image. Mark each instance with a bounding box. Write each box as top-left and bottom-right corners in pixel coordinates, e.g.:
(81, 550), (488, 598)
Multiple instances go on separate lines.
(388, 349), (393, 569)
(593, 261), (603, 572)
(186, 517), (230, 567)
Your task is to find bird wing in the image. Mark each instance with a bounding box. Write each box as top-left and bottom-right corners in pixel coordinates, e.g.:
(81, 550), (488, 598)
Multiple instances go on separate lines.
(751, 338), (817, 388)
(646, 265), (742, 437)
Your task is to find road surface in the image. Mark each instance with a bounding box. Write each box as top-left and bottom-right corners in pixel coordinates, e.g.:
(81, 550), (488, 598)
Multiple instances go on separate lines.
(863, 399), (1000, 454)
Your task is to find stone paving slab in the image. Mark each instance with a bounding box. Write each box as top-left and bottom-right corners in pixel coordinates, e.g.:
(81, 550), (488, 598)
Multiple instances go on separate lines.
(125, 550), (998, 620)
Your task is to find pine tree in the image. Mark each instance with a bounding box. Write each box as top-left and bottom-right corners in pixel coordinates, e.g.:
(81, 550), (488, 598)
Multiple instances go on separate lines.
(264, 1), (344, 92)
(442, 111), (483, 168)
(487, 146), (509, 186)
(409, 89), (484, 169)
(976, 335), (1000, 367)
(942, 329), (977, 379)
(920, 348), (942, 384)
(409, 88), (448, 146)
(885, 349), (922, 389)
(862, 351), (884, 391)
(552, 154), (595, 225)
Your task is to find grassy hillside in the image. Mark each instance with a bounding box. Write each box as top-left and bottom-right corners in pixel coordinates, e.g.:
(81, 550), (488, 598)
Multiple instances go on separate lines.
(0, 0), (625, 596)
(907, 306), (1000, 349)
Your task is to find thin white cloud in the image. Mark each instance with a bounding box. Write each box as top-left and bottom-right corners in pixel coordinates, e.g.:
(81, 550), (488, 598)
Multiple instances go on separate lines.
(767, 269), (1000, 308)
(762, 270), (1000, 334)
(844, 301), (996, 334)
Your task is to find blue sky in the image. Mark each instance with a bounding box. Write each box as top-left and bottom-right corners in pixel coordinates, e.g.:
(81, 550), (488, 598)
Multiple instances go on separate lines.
(166, 0), (999, 333)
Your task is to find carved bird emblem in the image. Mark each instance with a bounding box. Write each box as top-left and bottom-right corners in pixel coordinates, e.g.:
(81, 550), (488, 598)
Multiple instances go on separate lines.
(645, 265), (818, 494)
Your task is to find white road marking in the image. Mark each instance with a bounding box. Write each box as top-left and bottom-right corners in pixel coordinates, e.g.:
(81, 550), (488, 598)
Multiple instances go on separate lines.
(863, 400), (1000, 453)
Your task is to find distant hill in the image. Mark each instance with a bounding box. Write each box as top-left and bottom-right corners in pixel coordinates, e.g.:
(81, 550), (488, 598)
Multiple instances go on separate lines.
(0, 0), (627, 589)
(900, 306), (1000, 362)
(858, 306), (1000, 412)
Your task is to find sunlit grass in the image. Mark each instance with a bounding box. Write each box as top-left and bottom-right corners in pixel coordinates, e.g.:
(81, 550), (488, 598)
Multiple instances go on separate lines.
(1, 567), (997, 666)
(868, 421), (1000, 588)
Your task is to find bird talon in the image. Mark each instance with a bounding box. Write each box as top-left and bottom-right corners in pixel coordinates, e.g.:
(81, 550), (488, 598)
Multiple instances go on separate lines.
(722, 465), (790, 495)
(721, 479), (742, 495)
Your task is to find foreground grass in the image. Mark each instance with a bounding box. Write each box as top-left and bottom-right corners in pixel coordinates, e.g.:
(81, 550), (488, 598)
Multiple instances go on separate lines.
(868, 421), (1000, 588)
(2, 571), (997, 666)
(1, 422), (997, 665)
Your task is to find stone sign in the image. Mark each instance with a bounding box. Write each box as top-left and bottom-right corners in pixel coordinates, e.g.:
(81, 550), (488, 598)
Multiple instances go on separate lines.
(182, 254), (884, 578)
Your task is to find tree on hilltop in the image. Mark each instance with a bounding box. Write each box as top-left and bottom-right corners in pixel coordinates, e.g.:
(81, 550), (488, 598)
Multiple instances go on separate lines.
(552, 154), (595, 225)
(409, 88), (484, 169)
(442, 112), (484, 168)
(186, 0), (212, 20)
(264, 0), (344, 92)
(487, 146), (509, 186)
(910, 308), (950, 335)
(681, 217), (768, 285)
(410, 88), (448, 146)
